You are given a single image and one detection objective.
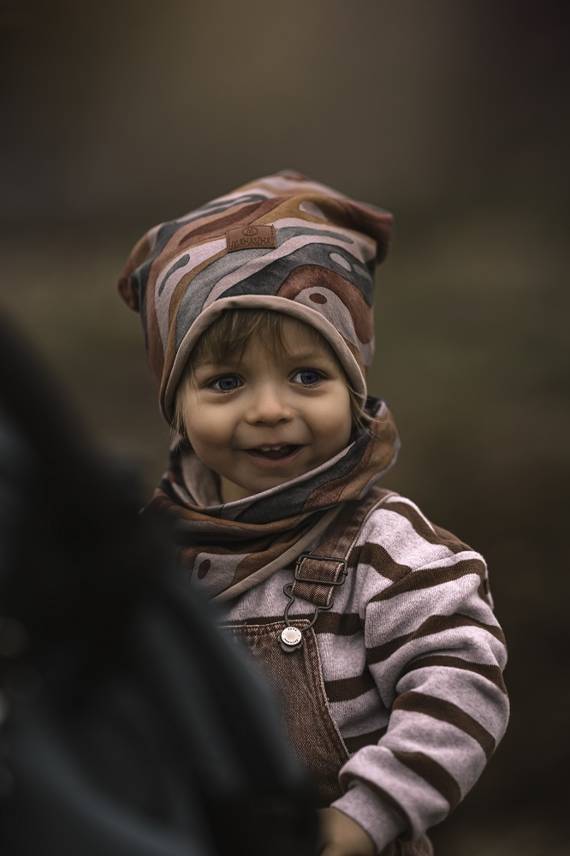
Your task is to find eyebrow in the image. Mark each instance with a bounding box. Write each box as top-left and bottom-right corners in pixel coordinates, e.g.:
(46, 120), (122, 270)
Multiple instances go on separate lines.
(282, 349), (334, 362)
(194, 349), (334, 371)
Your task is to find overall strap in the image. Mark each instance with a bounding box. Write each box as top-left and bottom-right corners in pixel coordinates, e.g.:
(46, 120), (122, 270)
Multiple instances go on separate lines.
(279, 486), (396, 652)
(290, 485), (395, 609)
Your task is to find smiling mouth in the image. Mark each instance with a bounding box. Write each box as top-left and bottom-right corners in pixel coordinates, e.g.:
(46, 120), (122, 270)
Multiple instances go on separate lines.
(245, 444), (302, 460)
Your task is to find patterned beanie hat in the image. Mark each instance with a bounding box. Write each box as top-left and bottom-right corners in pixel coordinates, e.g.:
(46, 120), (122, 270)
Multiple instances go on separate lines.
(118, 170), (393, 424)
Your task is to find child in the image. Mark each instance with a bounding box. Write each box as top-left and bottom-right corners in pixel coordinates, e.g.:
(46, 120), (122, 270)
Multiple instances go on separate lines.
(118, 170), (509, 855)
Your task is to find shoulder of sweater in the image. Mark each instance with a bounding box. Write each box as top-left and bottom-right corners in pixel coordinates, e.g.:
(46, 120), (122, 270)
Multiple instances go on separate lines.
(349, 491), (486, 579)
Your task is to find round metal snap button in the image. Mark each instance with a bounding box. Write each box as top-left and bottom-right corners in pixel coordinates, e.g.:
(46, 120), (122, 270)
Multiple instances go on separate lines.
(279, 625), (303, 652)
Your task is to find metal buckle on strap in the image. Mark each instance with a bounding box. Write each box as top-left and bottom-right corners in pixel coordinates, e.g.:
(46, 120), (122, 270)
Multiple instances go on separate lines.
(282, 582), (333, 630)
(279, 553), (348, 653)
(294, 552), (347, 584)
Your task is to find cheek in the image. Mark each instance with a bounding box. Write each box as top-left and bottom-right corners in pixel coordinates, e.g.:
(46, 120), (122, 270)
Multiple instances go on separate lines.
(181, 398), (231, 448)
(337, 389), (353, 428)
(333, 408), (353, 448)
(309, 390), (352, 441)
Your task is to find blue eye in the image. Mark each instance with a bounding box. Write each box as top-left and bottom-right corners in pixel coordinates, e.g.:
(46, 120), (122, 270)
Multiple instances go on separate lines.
(210, 375), (242, 392)
(292, 369), (323, 386)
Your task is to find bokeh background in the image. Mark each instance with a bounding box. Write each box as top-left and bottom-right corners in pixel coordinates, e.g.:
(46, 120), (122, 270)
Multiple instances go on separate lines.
(2, 1), (568, 853)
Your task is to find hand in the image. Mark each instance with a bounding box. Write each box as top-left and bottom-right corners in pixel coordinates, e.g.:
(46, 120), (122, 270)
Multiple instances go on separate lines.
(319, 807), (376, 856)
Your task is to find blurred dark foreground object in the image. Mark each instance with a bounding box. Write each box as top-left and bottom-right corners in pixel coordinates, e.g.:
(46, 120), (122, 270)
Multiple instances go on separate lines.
(0, 313), (318, 856)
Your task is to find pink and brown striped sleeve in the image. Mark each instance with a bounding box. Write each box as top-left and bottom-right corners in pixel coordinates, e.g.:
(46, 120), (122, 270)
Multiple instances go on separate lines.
(332, 495), (509, 851)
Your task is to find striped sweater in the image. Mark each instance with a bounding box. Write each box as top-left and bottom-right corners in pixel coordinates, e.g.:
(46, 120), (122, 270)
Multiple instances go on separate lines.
(219, 491), (509, 852)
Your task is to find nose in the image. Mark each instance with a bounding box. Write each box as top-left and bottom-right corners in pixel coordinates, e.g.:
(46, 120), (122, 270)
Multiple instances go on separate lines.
(244, 381), (293, 425)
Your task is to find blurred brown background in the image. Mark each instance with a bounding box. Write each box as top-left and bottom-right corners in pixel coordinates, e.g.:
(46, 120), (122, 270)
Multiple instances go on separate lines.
(1, 1), (568, 853)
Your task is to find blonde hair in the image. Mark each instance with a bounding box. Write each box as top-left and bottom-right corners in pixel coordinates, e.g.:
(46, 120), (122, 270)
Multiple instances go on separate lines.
(173, 309), (373, 436)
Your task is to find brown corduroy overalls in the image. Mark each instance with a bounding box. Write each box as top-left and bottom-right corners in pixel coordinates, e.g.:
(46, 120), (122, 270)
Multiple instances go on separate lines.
(224, 489), (433, 856)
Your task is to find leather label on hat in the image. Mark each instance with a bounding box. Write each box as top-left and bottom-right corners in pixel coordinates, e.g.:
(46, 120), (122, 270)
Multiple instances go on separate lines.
(226, 224), (277, 253)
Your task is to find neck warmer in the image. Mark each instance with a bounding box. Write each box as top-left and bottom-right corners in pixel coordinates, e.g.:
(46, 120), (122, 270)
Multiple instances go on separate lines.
(144, 396), (399, 601)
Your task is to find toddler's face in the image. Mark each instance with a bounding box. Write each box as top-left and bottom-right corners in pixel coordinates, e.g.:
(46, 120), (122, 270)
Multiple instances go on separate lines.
(178, 317), (353, 502)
